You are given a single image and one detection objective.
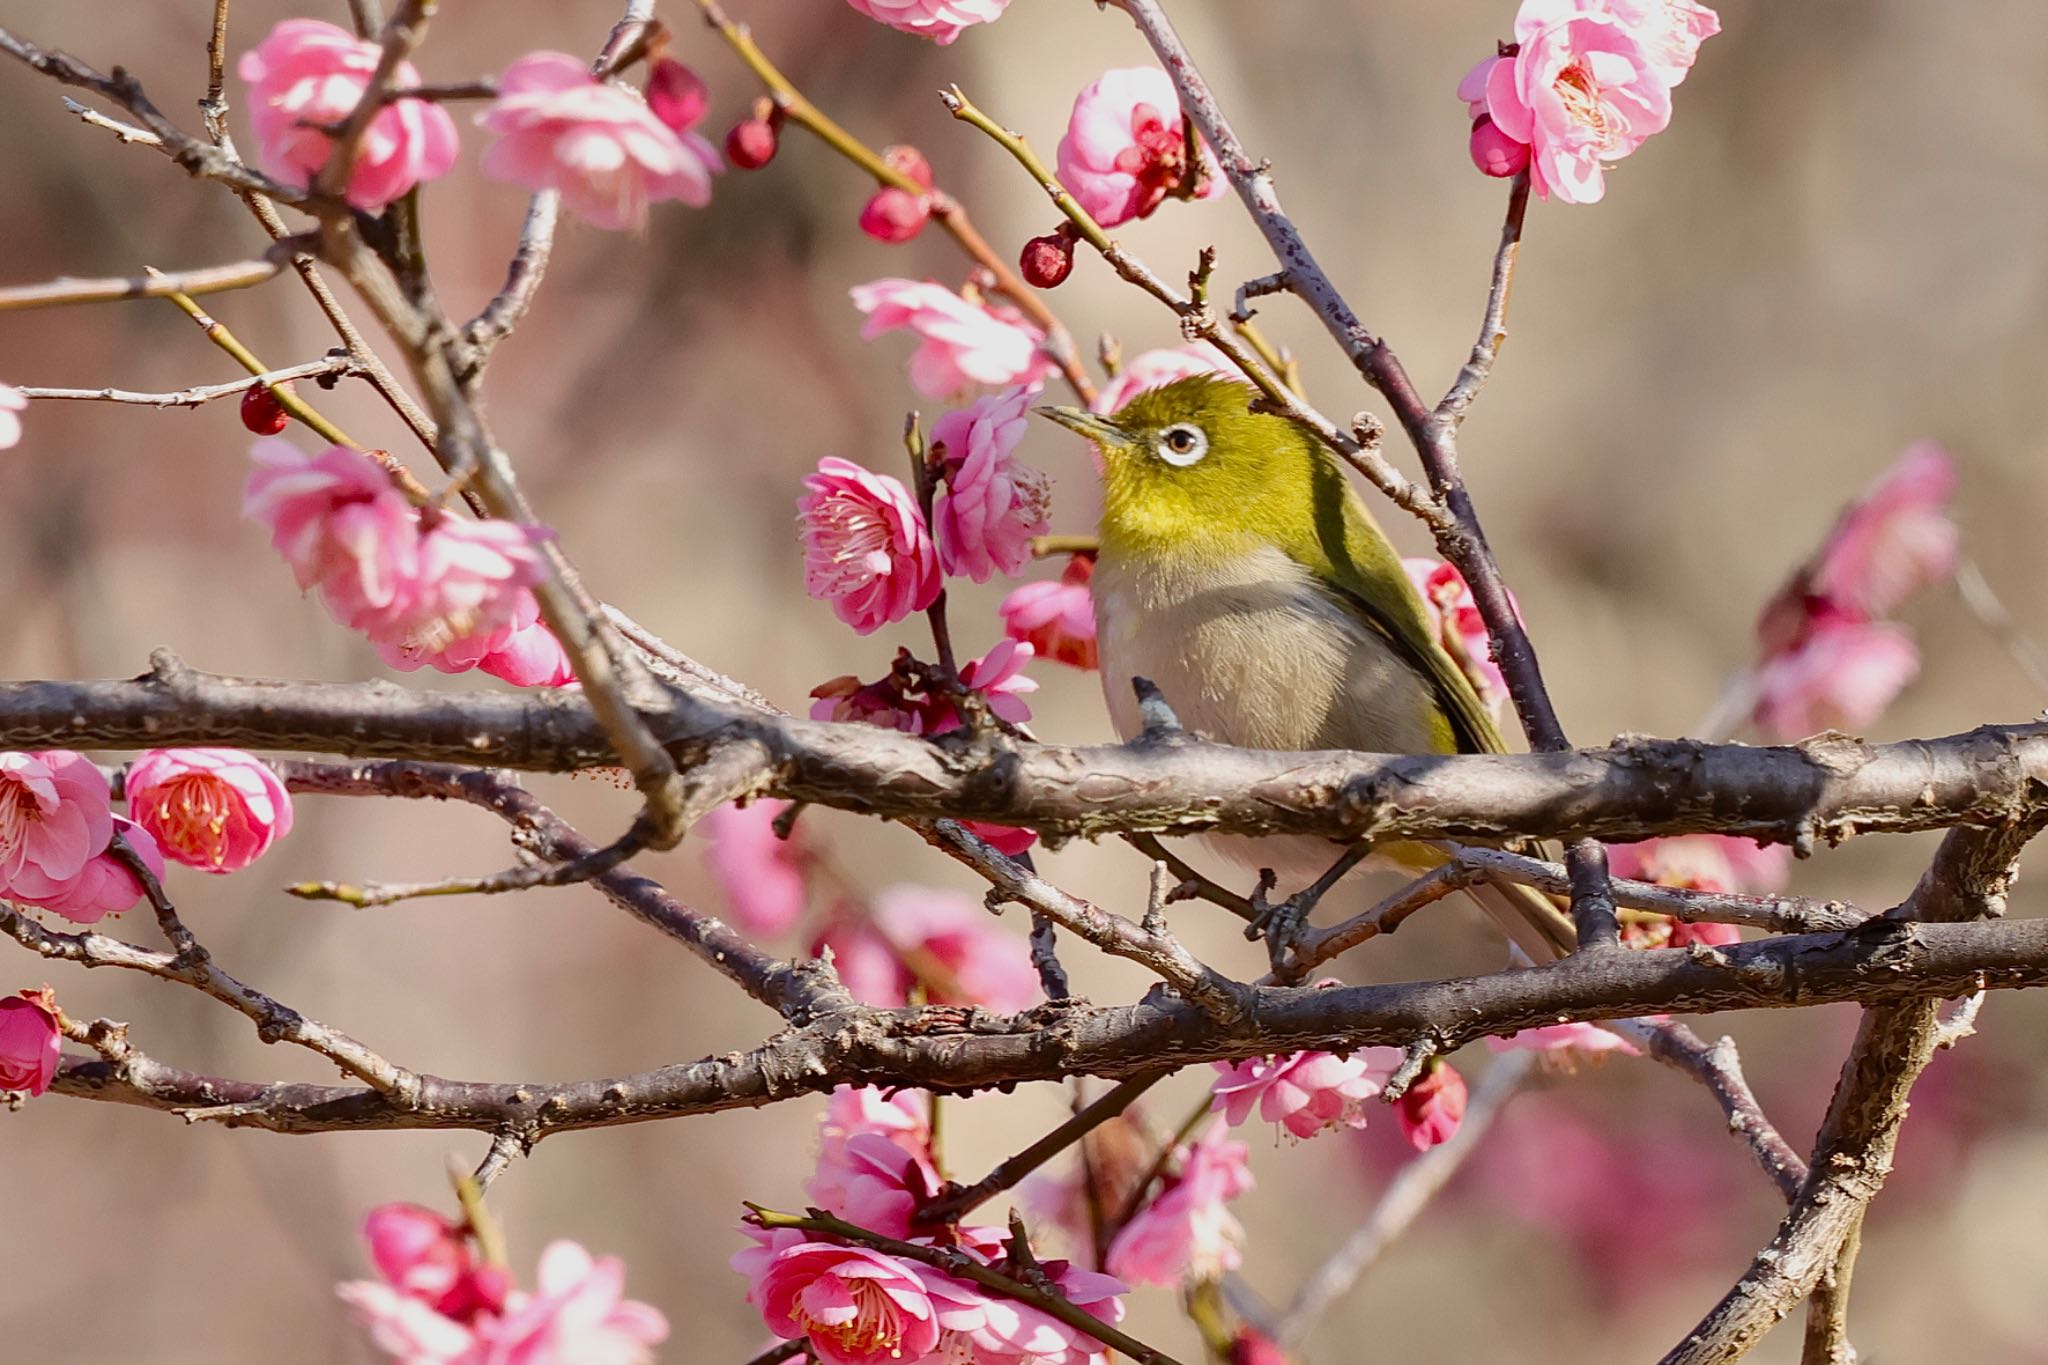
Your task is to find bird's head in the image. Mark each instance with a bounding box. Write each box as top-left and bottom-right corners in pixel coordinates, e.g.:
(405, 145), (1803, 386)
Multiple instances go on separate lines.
(1038, 374), (1330, 558)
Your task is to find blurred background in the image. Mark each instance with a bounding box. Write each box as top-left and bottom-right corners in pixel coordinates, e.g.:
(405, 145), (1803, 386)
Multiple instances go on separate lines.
(3, 0), (2048, 1360)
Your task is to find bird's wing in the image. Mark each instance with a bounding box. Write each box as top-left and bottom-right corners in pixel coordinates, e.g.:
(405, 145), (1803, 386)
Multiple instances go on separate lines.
(1292, 453), (1510, 758)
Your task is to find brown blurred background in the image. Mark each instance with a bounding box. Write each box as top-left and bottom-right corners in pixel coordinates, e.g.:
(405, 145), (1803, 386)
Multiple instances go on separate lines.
(4, 1), (2048, 1361)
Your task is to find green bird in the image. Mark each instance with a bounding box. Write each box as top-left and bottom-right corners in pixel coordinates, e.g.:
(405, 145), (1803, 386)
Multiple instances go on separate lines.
(1040, 375), (1575, 961)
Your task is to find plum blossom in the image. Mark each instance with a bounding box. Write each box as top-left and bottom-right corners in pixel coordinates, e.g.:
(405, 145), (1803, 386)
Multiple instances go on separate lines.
(1602, 0), (1722, 85)
(0, 988), (60, 1096)
(0, 750), (115, 905)
(362, 1204), (505, 1325)
(737, 1233), (946, 1365)
(1000, 554), (1098, 671)
(0, 384), (25, 449)
(1461, 2), (1679, 204)
(479, 52), (719, 231)
(238, 20), (459, 211)
(1809, 441), (1959, 620)
(797, 457), (943, 634)
(124, 748), (293, 874)
(1752, 615), (1920, 740)
(1487, 1021), (1641, 1061)
(1210, 1047), (1400, 1140)
(821, 1085), (931, 1153)
(851, 279), (1052, 399)
(7, 817), (162, 925)
(932, 385), (1053, 582)
(1106, 1123), (1254, 1286)
(1609, 833), (1792, 949)
(486, 1240), (669, 1365)
(475, 598), (576, 688)
(806, 1129), (938, 1238)
(1403, 557), (1509, 716)
(700, 799), (810, 938)
(842, 0), (1012, 45)
(1394, 1060), (1468, 1150)
(963, 1259), (1126, 1365)
(948, 640), (1039, 728)
(1056, 67), (1224, 227)
(1091, 342), (1233, 418)
(816, 884), (1041, 1013)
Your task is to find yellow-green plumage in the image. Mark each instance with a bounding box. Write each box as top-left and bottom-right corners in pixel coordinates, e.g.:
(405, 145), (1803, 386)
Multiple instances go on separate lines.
(1042, 375), (1572, 959)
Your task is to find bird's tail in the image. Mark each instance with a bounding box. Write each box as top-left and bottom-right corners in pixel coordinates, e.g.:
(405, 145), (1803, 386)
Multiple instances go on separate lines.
(1462, 876), (1577, 963)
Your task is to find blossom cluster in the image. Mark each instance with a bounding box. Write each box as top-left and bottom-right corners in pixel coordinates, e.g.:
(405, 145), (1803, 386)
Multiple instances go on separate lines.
(735, 1087), (1128, 1365)
(338, 1203), (668, 1364)
(1459, 0), (1720, 202)
(239, 20), (719, 228)
(1748, 442), (1958, 739)
(244, 440), (572, 687)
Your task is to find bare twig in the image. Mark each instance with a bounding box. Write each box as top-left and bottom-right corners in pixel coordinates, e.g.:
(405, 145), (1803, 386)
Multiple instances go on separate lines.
(919, 1071), (1167, 1224)
(1612, 1018), (1808, 1200)
(0, 251), (289, 311)
(14, 359), (350, 408)
(1277, 1052), (1533, 1346)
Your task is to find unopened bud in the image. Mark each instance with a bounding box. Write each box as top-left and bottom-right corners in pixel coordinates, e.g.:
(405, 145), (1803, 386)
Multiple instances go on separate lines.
(1019, 226), (1078, 289)
(725, 117), (779, 170)
(881, 144), (934, 192)
(859, 186), (931, 243)
(1468, 115), (1530, 178)
(647, 59), (709, 134)
(239, 382), (292, 435)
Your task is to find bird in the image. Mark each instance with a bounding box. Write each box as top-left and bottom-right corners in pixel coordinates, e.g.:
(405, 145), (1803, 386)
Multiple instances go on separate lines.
(1038, 374), (1575, 963)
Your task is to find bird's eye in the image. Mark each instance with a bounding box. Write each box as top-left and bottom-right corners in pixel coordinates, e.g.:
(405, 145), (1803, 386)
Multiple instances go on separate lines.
(1157, 423), (1209, 468)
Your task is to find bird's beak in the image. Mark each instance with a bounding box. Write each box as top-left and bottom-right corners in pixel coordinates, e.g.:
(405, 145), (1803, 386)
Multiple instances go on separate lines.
(1036, 405), (1131, 455)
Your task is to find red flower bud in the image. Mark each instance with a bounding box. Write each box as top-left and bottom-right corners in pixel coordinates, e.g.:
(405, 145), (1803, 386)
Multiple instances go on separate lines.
(725, 118), (779, 170)
(240, 382), (292, 436)
(1229, 1328), (1292, 1365)
(647, 58), (709, 134)
(881, 144), (933, 192)
(1468, 115), (1531, 178)
(859, 187), (931, 243)
(1018, 228), (1077, 289)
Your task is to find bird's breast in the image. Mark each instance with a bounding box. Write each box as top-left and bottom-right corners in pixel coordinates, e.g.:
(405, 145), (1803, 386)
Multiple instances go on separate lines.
(1092, 544), (1445, 757)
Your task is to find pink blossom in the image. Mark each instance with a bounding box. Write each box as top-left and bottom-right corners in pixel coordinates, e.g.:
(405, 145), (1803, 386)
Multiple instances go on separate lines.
(950, 640), (1038, 727)
(476, 598), (576, 689)
(1486, 1021), (1640, 1059)
(814, 914), (914, 1007)
(1000, 555), (1098, 672)
(1606, 835), (1791, 895)
(959, 820), (1038, 858)
(485, 1240), (668, 1365)
(1089, 342), (1231, 418)
(851, 279), (1052, 399)
(0, 989), (61, 1096)
(965, 1259), (1127, 1365)
(1474, 8), (1674, 204)
(1469, 116), (1532, 177)
(1402, 558), (1508, 714)
(810, 672), (931, 734)
(374, 513), (549, 670)
(125, 748), (293, 874)
(479, 52), (718, 232)
(1210, 1048), (1397, 1140)
(807, 1129), (938, 1237)
(238, 19), (459, 212)
(1810, 441), (1959, 620)
(7, 817), (162, 925)
(842, 0), (1012, 45)
(742, 1237), (944, 1365)
(1106, 1123), (1254, 1286)
(872, 884), (1042, 1013)
(797, 456), (943, 634)
(336, 1280), (484, 1365)
(1752, 616), (1919, 740)
(821, 1085), (931, 1153)
(700, 799), (809, 938)
(362, 1205), (501, 1323)
(0, 750), (115, 903)
(1056, 67), (1224, 227)
(1601, 0), (1722, 86)
(0, 384), (25, 449)
(244, 439), (421, 630)
(1395, 1061), (1468, 1151)
(932, 385), (1053, 583)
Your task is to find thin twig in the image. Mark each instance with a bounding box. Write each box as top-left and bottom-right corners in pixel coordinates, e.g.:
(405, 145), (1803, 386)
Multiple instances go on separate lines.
(1277, 1052), (1533, 1347)
(1612, 1018), (1808, 1201)
(919, 1072), (1167, 1224)
(0, 251), (289, 311)
(14, 359), (350, 408)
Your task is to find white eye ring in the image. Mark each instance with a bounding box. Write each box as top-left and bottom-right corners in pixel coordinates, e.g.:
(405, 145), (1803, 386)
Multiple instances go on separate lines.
(1157, 423), (1209, 468)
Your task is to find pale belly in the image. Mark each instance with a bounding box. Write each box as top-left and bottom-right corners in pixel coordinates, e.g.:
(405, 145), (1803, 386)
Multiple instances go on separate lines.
(1094, 545), (1446, 891)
